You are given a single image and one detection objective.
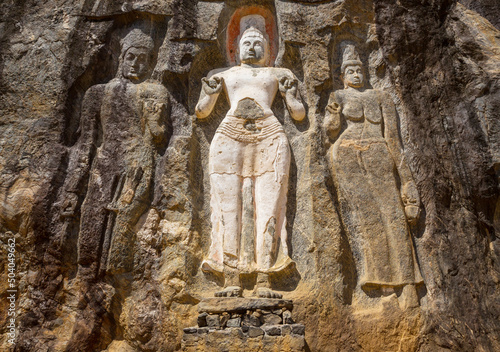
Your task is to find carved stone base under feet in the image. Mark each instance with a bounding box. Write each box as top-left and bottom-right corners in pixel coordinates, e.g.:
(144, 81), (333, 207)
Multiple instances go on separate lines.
(182, 297), (305, 351)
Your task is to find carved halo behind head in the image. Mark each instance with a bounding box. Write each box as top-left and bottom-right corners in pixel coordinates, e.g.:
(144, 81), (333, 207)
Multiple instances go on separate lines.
(226, 6), (278, 67)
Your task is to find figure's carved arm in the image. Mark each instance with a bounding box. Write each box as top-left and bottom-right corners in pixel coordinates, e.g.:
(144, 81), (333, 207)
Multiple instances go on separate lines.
(59, 86), (102, 216)
(195, 71), (224, 119)
(279, 71), (305, 121)
(145, 101), (166, 139)
(143, 89), (169, 144)
(381, 92), (420, 224)
(323, 92), (342, 140)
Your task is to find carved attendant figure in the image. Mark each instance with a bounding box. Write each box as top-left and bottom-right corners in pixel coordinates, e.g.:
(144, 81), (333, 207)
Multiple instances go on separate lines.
(61, 29), (169, 281)
(196, 15), (305, 298)
(324, 45), (423, 309)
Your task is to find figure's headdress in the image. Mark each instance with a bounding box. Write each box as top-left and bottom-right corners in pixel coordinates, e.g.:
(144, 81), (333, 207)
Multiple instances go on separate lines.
(238, 14), (269, 44)
(237, 14), (270, 65)
(341, 44), (363, 73)
(120, 28), (154, 56)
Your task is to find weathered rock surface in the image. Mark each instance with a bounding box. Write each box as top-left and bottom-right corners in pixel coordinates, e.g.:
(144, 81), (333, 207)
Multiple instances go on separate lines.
(0, 1), (499, 351)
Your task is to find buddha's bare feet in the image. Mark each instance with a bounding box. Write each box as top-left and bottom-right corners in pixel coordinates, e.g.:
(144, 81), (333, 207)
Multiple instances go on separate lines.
(214, 286), (242, 297)
(255, 287), (282, 299)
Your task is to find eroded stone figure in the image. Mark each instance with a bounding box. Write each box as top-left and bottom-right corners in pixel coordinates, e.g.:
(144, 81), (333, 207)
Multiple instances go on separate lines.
(195, 15), (305, 298)
(60, 29), (169, 282)
(324, 45), (423, 310)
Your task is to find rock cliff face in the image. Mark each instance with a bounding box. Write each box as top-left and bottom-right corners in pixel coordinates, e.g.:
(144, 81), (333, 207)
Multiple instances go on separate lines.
(0, 1), (499, 351)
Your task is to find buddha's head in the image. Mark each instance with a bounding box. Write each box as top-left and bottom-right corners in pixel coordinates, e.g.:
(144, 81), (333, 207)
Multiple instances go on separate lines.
(238, 26), (269, 66)
(340, 44), (364, 89)
(120, 29), (154, 81)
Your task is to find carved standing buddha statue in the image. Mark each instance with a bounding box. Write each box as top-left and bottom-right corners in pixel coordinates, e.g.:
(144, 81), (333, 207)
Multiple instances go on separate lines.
(195, 14), (305, 299)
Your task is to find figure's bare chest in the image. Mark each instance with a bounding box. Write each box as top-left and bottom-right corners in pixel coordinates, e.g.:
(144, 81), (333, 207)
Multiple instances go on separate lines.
(223, 69), (277, 93)
(340, 90), (382, 124)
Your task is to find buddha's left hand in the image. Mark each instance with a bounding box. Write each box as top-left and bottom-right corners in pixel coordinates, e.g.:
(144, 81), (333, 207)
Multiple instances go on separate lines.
(279, 76), (298, 96)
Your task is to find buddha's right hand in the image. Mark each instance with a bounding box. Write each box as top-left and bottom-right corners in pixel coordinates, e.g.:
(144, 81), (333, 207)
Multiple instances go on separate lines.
(201, 76), (223, 95)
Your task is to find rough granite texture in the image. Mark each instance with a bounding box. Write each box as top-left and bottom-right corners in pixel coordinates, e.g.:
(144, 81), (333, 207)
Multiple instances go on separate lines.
(0, 0), (499, 351)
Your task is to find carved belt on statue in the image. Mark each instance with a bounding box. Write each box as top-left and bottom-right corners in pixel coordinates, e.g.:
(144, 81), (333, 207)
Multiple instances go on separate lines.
(216, 115), (284, 143)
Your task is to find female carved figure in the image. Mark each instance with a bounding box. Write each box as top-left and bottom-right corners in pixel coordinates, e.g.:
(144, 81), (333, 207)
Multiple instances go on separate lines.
(196, 15), (305, 298)
(324, 45), (423, 309)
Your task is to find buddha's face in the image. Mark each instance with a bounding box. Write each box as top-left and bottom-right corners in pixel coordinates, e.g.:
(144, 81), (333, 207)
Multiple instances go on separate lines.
(342, 65), (364, 89)
(122, 47), (151, 81)
(239, 33), (268, 66)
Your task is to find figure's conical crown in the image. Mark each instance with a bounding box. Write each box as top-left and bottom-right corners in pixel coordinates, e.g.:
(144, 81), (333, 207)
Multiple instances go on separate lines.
(239, 14), (268, 43)
(120, 28), (154, 55)
(341, 44), (363, 73)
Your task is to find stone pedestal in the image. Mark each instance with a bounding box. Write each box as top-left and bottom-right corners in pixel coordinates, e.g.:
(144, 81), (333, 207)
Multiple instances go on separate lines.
(182, 298), (305, 352)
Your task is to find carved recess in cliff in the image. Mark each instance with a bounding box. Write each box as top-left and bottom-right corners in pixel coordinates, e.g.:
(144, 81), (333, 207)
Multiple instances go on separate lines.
(181, 10), (307, 350)
(60, 22), (178, 352)
(0, 1), (499, 352)
(23, 12), (197, 351)
(61, 27), (170, 280)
